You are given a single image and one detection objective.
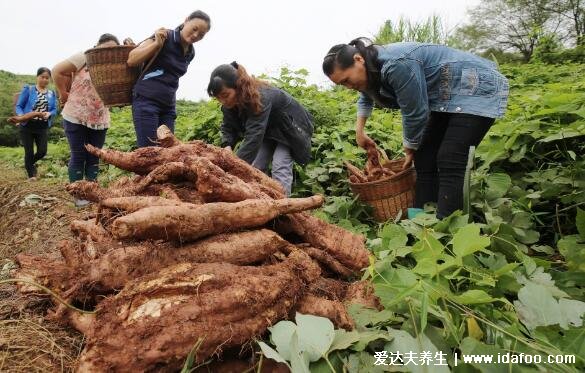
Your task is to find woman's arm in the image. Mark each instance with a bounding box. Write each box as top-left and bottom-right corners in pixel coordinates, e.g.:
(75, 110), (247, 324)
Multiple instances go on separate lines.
(127, 28), (166, 67)
(52, 60), (77, 106)
(236, 101), (273, 164)
(14, 85), (30, 116)
(220, 108), (241, 149)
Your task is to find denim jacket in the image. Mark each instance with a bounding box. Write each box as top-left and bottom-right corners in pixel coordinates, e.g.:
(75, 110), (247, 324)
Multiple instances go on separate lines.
(15, 85), (58, 127)
(357, 43), (509, 149)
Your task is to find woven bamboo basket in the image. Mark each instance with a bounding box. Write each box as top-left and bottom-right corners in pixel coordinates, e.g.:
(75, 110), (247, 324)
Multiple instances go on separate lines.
(85, 45), (138, 107)
(349, 158), (416, 222)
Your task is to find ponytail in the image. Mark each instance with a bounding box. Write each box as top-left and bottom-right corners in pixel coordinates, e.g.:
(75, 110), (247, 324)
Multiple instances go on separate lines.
(322, 37), (381, 91)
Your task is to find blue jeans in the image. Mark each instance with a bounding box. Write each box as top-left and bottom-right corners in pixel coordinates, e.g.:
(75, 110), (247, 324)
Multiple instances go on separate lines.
(252, 140), (294, 196)
(63, 120), (107, 182)
(132, 94), (176, 147)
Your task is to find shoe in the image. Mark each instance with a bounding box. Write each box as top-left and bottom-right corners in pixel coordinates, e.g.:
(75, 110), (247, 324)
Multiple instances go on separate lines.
(27, 176), (37, 182)
(74, 198), (91, 208)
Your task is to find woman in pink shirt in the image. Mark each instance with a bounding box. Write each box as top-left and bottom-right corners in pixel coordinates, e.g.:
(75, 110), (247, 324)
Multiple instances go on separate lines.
(52, 33), (119, 207)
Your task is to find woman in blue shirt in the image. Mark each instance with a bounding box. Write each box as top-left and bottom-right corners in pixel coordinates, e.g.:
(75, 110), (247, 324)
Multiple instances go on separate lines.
(323, 38), (509, 219)
(127, 10), (211, 147)
(9, 67), (57, 180)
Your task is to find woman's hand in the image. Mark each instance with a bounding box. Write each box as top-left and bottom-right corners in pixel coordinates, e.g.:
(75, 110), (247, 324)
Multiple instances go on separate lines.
(41, 112), (51, 120)
(402, 146), (415, 170)
(153, 28), (167, 47)
(7, 116), (21, 125)
(356, 130), (376, 150)
(58, 91), (69, 108)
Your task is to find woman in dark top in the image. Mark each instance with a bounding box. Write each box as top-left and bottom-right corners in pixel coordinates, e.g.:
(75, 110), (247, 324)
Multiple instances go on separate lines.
(9, 67), (57, 180)
(127, 10), (211, 147)
(207, 62), (314, 196)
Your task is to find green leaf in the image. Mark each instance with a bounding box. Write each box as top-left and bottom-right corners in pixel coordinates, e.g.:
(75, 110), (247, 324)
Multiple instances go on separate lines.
(452, 290), (497, 305)
(558, 235), (585, 272)
(486, 173), (511, 200)
(451, 224), (491, 258)
(258, 341), (291, 368)
(295, 313), (335, 362)
(514, 281), (585, 330)
(269, 320), (296, 360)
(459, 337), (513, 373)
(328, 329), (361, 353)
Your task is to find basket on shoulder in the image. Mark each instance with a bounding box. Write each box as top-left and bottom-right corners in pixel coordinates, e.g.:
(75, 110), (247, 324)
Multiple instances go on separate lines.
(84, 37), (159, 107)
(345, 143), (416, 222)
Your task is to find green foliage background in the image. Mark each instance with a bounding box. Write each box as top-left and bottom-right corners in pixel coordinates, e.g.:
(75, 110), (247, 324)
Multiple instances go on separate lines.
(1, 61), (584, 371)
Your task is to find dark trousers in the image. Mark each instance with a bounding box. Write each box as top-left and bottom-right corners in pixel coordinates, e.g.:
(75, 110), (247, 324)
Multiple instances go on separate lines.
(414, 112), (494, 218)
(63, 120), (107, 182)
(132, 94), (176, 147)
(19, 125), (48, 178)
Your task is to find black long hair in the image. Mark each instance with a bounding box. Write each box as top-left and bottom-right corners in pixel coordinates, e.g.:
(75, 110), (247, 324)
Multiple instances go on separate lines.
(36, 67), (51, 77)
(177, 10), (211, 31)
(322, 37), (381, 93)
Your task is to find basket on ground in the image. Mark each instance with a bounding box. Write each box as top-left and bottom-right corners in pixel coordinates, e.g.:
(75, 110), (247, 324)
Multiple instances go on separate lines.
(85, 45), (138, 107)
(349, 159), (416, 222)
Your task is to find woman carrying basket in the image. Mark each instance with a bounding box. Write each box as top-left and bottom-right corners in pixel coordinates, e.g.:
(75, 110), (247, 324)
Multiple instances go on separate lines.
(322, 39), (509, 219)
(127, 10), (211, 147)
(52, 33), (121, 207)
(207, 62), (314, 196)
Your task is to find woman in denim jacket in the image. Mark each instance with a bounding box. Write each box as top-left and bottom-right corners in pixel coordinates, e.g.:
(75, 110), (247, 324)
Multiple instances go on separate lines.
(9, 67), (57, 180)
(323, 38), (509, 219)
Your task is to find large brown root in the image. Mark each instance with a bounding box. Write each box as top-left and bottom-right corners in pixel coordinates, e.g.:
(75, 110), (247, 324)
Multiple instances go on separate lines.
(100, 196), (189, 213)
(69, 250), (320, 372)
(75, 229), (290, 293)
(294, 294), (354, 330)
(12, 254), (73, 293)
(85, 142), (284, 194)
(344, 280), (383, 310)
(70, 220), (111, 243)
(279, 213), (370, 273)
(111, 196), (324, 242)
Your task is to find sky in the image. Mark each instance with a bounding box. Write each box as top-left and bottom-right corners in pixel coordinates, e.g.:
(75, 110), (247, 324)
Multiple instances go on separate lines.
(0, 0), (478, 101)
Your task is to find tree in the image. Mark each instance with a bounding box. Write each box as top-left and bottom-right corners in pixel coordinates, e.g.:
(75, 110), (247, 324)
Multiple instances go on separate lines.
(530, 0), (585, 45)
(374, 15), (450, 45)
(457, 0), (565, 61)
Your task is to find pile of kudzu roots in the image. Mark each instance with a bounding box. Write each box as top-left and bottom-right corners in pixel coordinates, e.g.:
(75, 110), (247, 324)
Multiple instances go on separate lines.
(13, 126), (380, 372)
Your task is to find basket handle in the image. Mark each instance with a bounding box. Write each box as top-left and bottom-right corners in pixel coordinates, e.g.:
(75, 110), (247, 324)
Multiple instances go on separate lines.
(135, 32), (166, 82)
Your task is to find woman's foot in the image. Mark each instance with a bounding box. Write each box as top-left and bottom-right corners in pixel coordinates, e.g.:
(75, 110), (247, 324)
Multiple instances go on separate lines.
(27, 176), (37, 182)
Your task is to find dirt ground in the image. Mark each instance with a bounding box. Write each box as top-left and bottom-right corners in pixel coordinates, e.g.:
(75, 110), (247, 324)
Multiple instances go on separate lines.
(0, 164), (87, 372)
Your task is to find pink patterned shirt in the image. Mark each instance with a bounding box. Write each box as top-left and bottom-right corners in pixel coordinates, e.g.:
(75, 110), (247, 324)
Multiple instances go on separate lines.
(61, 52), (110, 130)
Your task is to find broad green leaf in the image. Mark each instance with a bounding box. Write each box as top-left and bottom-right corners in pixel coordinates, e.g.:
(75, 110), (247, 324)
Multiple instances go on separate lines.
(289, 331), (311, 373)
(451, 224), (491, 258)
(269, 320), (296, 360)
(486, 173), (511, 200)
(514, 282), (585, 330)
(452, 290), (497, 305)
(258, 341), (291, 368)
(328, 329), (361, 353)
(558, 235), (585, 272)
(295, 313), (335, 362)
